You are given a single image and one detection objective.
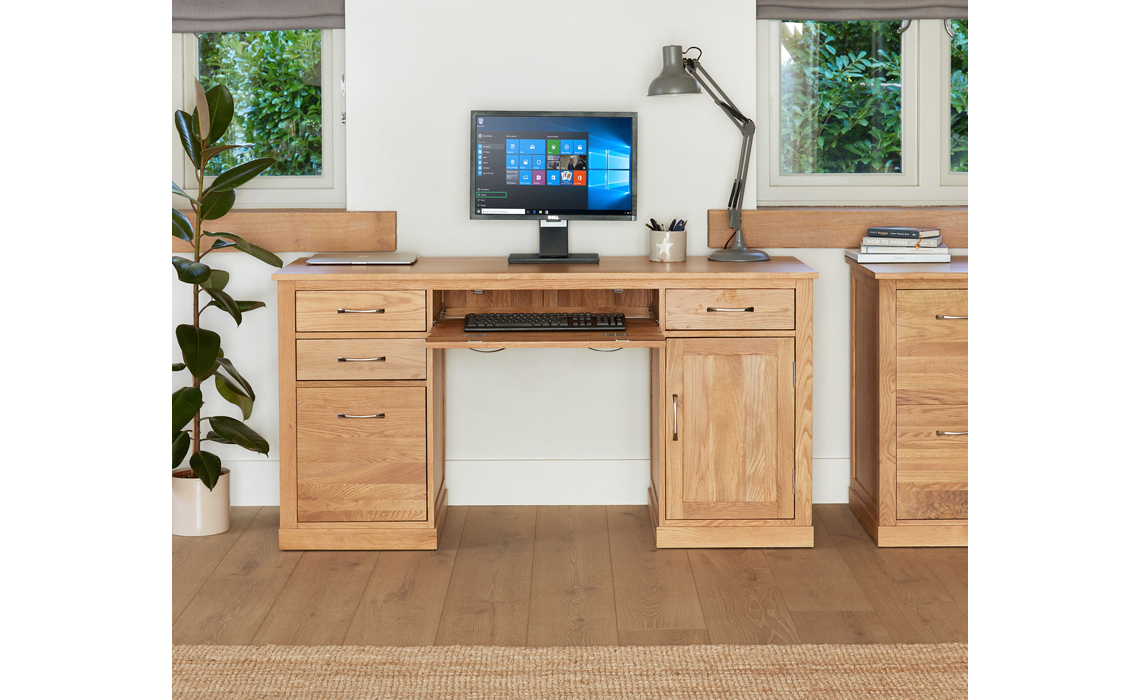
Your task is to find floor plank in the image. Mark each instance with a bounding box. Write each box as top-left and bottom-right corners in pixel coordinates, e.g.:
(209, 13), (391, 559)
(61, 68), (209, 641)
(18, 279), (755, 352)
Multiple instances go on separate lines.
(251, 550), (379, 645)
(343, 507), (469, 646)
(687, 549), (800, 644)
(617, 629), (711, 646)
(763, 514), (875, 612)
(789, 611), (893, 644)
(172, 506), (260, 624)
(527, 506), (618, 647)
(918, 548), (968, 614)
(434, 506), (537, 646)
(815, 505), (968, 643)
(606, 506), (706, 632)
(173, 507), (303, 645)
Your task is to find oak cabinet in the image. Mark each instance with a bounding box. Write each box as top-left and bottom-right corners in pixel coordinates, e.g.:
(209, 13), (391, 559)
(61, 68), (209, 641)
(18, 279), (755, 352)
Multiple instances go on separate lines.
(665, 338), (795, 521)
(847, 258), (968, 547)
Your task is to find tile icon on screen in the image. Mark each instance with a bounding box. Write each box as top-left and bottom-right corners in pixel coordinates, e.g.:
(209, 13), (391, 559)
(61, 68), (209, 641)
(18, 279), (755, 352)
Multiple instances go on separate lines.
(560, 140), (573, 154)
(574, 140), (587, 154)
(523, 139), (544, 154)
(561, 171), (573, 184)
(506, 170), (519, 185)
(506, 156), (519, 169)
(521, 155), (532, 169)
(547, 139), (561, 155)
(506, 139), (519, 154)
(547, 170), (560, 185)
(532, 170), (545, 185)
(520, 170), (532, 185)
(573, 171), (586, 186)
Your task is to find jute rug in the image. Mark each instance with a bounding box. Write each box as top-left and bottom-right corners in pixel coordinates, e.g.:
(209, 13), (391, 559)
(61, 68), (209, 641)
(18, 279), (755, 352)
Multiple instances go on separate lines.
(173, 643), (967, 699)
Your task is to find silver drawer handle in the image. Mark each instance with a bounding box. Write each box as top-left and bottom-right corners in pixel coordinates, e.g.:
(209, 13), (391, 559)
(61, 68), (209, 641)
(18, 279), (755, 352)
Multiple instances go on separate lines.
(337, 413), (385, 419)
(707, 306), (754, 313)
(469, 347), (505, 353)
(337, 308), (385, 314)
(936, 430), (968, 436)
(672, 394), (679, 441)
(935, 315), (967, 320)
(589, 347), (624, 352)
(337, 356), (386, 362)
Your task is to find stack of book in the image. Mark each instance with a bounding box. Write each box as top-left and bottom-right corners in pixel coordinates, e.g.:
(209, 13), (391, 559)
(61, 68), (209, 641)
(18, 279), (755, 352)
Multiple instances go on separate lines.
(844, 227), (951, 263)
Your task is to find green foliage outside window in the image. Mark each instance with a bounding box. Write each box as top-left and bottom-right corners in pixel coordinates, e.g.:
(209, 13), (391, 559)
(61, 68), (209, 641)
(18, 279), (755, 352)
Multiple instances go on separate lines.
(780, 21), (902, 174)
(198, 30), (323, 177)
(950, 20), (968, 172)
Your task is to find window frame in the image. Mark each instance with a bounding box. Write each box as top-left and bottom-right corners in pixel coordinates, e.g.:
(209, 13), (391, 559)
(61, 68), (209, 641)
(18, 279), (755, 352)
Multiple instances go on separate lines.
(171, 29), (347, 208)
(755, 19), (966, 206)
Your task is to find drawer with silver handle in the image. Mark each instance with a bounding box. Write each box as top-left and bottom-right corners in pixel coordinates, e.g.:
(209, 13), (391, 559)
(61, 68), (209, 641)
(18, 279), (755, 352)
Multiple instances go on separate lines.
(296, 339), (427, 380)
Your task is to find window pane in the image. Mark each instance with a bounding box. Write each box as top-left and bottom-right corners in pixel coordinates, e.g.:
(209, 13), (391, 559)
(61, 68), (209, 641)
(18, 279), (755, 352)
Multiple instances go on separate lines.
(950, 19), (968, 173)
(779, 21), (902, 174)
(198, 30), (323, 177)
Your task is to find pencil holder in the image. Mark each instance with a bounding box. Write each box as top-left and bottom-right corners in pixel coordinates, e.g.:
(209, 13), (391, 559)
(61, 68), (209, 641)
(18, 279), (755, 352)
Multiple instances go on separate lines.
(649, 228), (686, 262)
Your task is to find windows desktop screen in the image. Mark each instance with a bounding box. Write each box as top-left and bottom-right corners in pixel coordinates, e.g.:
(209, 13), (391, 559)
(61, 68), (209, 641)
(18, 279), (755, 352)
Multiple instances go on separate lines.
(472, 113), (634, 218)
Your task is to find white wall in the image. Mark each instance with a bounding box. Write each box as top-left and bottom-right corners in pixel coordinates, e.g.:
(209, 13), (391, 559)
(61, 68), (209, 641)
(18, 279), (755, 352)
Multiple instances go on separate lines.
(172, 0), (947, 507)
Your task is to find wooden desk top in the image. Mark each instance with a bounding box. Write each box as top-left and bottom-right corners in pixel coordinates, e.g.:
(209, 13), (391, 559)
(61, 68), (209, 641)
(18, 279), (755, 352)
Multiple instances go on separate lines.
(274, 256), (818, 286)
(846, 255), (967, 280)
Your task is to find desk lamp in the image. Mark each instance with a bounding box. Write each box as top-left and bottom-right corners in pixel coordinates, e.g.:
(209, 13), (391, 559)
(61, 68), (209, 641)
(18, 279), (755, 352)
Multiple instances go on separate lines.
(647, 45), (769, 262)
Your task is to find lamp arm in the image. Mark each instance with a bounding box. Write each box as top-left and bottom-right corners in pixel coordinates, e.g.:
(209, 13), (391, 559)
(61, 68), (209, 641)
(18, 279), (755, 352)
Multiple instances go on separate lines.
(685, 57), (756, 236)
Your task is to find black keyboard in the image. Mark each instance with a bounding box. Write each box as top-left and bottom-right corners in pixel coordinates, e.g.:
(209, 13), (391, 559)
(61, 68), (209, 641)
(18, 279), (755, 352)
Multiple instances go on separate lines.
(464, 312), (626, 332)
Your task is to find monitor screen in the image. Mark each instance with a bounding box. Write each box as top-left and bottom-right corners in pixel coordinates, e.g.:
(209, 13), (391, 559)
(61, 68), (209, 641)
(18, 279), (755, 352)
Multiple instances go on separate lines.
(471, 111), (636, 220)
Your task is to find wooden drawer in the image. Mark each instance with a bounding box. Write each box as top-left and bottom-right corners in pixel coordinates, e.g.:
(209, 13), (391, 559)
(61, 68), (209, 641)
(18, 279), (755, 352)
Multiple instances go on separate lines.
(665, 289), (795, 330)
(296, 387), (427, 522)
(296, 339), (426, 380)
(896, 404), (967, 520)
(896, 289), (967, 404)
(296, 291), (426, 332)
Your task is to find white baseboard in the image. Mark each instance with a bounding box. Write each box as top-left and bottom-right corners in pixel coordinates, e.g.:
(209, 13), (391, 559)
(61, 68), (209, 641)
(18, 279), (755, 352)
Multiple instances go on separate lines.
(217, 457), (852, 507)
(446, 460), (651, 506)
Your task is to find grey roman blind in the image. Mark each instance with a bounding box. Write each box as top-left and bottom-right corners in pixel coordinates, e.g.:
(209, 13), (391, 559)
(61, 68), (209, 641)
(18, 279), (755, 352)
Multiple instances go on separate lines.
(757, 2), (967, 20)
(173, 0), (345, 32)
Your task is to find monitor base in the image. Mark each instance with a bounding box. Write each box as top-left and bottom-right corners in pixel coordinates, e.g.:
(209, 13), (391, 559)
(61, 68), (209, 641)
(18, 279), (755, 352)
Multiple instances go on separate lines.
(708, 248), (771, 262)
(508, 253), (600, 264)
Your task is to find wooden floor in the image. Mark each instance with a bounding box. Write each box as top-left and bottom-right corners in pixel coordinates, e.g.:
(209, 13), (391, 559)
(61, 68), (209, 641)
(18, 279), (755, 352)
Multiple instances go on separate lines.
(173, 504), (967, 646)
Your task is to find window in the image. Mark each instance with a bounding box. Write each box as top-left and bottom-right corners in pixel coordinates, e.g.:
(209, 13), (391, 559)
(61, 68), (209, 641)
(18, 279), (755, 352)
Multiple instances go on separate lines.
(171, 29), (346, 207)
(757, 19), (966, 205)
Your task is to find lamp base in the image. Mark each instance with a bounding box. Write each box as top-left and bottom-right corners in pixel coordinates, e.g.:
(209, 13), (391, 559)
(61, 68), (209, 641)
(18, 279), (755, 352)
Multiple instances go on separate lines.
(708, 248), (771, 262)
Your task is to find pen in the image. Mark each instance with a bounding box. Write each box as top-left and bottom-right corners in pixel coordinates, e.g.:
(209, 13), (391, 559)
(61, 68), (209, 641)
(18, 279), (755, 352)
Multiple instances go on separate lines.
(668, 219), (677, 231)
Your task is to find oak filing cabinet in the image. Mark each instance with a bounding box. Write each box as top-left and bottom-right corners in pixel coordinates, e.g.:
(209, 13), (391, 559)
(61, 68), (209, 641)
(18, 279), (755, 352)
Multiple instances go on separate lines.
(847, 257), (968, 547)
(273, 256), (817, 550)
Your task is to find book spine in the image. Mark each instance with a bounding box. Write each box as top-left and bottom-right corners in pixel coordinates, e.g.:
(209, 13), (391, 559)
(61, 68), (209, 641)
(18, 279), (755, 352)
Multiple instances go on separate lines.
(866, 229), (922, 239)
(862, 247), (947, 255)
(859, 254), (951, 263)
(861, 237), (942, 247)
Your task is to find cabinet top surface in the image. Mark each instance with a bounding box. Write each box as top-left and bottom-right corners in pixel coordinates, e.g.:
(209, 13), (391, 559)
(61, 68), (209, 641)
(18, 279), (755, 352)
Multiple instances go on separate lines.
(273, 256), (818, 282)
(846, 256), (967, 279)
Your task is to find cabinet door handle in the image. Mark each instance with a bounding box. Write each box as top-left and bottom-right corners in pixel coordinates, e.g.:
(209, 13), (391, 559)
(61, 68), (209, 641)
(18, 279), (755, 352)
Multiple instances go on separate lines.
(337, 308), (385, 314)
(936, 430), (968, 436)
(672, 394), (679, 441)
(935, 315), (967, 320)
(337, 356), (386, 362)
(706, 306), (754, 313)
(337, 413), (385, 419)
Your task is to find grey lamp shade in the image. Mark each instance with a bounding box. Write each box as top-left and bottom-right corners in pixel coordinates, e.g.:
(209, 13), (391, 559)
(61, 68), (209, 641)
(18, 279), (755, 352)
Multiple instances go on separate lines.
(648, 45), (700, 96)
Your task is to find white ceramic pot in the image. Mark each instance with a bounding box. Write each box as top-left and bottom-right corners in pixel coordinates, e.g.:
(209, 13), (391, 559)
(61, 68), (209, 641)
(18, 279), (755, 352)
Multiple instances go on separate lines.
(172, 468), (231, 536)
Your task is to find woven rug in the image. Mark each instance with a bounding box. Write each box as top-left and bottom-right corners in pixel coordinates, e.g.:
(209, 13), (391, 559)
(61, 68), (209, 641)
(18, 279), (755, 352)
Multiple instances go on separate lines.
(173, 643), (967, 699)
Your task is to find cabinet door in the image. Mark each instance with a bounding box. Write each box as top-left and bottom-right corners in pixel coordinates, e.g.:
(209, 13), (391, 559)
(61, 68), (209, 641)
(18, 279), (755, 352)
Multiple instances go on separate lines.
(296, 386), (427, 522)
(665, 338), (795, 520)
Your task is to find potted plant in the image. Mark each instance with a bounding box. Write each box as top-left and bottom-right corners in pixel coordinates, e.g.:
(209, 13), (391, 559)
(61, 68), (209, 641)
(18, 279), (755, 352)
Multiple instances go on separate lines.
(172, 79), (283, 536)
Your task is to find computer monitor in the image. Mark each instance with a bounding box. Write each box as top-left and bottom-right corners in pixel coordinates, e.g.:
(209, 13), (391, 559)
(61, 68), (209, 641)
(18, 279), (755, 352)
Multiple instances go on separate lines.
(471, 111), (637, 264)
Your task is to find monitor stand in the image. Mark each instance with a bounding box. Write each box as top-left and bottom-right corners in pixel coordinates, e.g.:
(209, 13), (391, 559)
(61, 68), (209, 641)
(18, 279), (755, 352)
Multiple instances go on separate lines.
(508, 220), (599, 264)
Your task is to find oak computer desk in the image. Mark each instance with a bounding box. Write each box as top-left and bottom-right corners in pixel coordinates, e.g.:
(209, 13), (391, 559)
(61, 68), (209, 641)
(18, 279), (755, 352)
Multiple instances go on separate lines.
(273, 256), (817, 550)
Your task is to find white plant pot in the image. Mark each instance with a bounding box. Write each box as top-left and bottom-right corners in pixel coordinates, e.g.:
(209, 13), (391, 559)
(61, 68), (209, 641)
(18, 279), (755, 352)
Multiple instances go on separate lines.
(172, 468), (230, 536)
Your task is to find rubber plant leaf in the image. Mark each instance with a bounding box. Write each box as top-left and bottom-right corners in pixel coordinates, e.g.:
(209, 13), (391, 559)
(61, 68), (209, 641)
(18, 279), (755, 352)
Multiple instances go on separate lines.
(200, 189), (236, 220)
(172, 386), (203, 434)
(203, 231), (283, 267)
(201, 269), (229, 290)
(215, 374), (253, 420)
(189, 450), (222, 490)
(193, 79), (210, 145)
(204, 84), (234, 145)
(205, 158), (276, 193)
(172, 208), (194, 242)
(174, 111), (201, 169)
(173, 431), (191, 469)
(201, 286), (243, 326)
(172, 256), (211, 285)
(208, 416), (270, 455)
(176, 324), (221, 378)
(215, 357), (255, 401)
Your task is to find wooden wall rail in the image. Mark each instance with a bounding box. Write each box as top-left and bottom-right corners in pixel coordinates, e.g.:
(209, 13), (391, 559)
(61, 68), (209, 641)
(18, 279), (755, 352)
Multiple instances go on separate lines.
(707, 207), (968, 249)
(173, 209), (397, 254)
